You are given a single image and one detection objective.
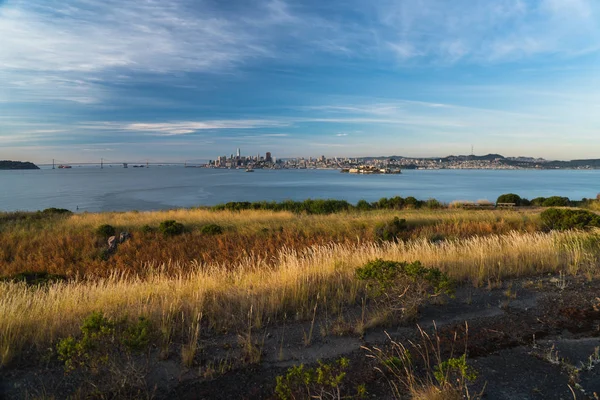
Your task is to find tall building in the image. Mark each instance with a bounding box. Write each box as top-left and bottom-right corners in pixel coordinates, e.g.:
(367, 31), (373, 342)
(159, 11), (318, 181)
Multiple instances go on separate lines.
(236, 148), (241, 158)
(265, 152), (272, 162)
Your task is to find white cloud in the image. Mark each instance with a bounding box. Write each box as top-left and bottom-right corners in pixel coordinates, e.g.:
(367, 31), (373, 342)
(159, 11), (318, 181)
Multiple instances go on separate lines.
(376, 0), (600, 63)
(122, 120), (290, 136)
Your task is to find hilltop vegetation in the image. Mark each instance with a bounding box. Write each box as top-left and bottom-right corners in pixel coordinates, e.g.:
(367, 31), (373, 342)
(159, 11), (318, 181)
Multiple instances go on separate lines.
(0, 160), (39, 170)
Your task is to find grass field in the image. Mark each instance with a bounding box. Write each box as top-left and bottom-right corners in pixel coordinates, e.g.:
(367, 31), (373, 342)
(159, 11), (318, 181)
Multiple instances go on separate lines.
(1, 206), (598, 368)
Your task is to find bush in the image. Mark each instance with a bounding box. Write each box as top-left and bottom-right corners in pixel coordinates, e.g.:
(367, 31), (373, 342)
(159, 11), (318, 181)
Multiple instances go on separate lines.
(275, 358), (365, 400)
(540, 208), (600, 230)
(356, 199), (372, 211)
(374, 217), (408, 242)
(530, 197), (546, 206)
(0, 271), (66, 286)
(496, 193), (521, 206)
(424, 198), (443, 209)
(141, 224), (155, 233)
(356, 259), (454, 298)
(42, 207), (72, 215)
(96, 224), (116, 238)
(542, 196), (570, 207)
(404, 196), (421, 209)
(57, 311), (114, 372)
(121, 317), (152, 352)
(200, 223), (223, 235)
(159, 220), (185, 236)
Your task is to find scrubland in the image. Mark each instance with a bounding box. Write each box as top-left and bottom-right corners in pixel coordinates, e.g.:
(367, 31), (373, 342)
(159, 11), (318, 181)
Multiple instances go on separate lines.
(1, 204), (599, 398)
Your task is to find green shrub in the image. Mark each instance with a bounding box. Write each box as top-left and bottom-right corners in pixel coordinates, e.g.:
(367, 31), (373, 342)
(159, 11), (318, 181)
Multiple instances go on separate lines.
(0, 271), (66, 286)
(275, 358), (365, 400)
(96, 224), (116, 238)
(356, 259), (454, 298)
(57, 312), (153, 372)
(141, 224), (155, 233)
(404, 196), (421, 209)
(424, 198), (443, 209)
(356, 199), (372, 211)
(159, 220), (185, 236)
(540, 208), (600, 230)
(41, 207), (73, 215)
(496, 193), (521, 206)
(542, 196), (570, 207)
(374, 217), (408, 242)
(57, 311), (114, 372)
(433, 354), (478, 386)
(530, 197), (546, 206)
(121, 317), (152, 352)
(200, 223), (223, 235)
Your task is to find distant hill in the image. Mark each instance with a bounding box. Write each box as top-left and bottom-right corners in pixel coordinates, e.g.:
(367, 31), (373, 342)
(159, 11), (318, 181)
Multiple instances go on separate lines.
(0, 160), (40, 170)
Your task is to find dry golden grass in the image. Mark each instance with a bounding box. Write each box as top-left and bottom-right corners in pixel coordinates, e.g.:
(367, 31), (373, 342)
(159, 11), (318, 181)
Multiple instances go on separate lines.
(0, 208), (540, 277)
(1, 227), (598, 366)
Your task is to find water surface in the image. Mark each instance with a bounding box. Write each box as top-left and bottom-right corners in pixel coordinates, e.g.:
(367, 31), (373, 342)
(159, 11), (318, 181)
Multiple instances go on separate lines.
(1, 167), (599, 212)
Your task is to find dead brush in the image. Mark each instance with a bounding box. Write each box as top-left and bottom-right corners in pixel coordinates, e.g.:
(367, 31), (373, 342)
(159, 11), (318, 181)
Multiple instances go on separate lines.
(364, 322), (484, 400)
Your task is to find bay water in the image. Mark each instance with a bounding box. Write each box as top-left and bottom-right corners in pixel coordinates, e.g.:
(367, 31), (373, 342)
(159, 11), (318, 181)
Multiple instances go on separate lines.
(1, 167), (599, 213)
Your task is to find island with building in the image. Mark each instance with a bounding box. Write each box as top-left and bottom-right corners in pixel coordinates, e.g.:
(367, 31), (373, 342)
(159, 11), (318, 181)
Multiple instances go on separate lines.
(0, 160), (40, 170)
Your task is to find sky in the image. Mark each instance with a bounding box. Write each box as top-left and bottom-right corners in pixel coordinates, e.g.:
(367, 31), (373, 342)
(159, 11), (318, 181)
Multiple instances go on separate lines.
(1, 0), (599, 163)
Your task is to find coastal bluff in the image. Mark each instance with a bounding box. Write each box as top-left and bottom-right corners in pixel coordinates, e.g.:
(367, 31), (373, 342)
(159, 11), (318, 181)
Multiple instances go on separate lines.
(0, 160), (40, 170)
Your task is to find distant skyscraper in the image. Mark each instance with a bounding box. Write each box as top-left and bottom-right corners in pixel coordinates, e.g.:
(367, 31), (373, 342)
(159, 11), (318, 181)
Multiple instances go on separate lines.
(237, 148), (241, 158)
(265, 152), (272, 162)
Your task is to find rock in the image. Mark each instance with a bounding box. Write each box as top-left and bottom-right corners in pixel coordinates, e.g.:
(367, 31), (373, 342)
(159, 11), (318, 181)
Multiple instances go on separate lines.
(119, 231), (131, 243)
(107, 236), (117, 251)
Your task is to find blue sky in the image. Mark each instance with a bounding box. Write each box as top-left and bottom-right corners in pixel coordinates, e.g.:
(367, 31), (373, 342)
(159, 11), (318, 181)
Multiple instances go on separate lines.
(1, 0), (599, 163)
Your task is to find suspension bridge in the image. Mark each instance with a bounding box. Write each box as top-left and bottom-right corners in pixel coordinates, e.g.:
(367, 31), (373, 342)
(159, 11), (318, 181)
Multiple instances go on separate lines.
(37, 158), (208, 169)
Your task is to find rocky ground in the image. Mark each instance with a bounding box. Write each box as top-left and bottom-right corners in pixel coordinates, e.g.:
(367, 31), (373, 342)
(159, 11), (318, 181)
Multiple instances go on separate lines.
(2, 274), (599, 399)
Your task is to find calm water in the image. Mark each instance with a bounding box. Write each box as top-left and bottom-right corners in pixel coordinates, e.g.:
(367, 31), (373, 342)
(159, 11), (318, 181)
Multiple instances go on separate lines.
(1, 167), (599, 212)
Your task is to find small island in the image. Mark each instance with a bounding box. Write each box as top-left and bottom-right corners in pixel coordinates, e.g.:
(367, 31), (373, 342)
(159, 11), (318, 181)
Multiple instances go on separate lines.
(0, 160), (40, 170)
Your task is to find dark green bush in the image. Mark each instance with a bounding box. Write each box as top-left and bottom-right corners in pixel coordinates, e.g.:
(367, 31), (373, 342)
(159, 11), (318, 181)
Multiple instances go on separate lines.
(424, 198), (443, 209)
(42, 207), (73, 215)
(141, 224), (155, 233)
(496, 193), (521, 206)
(404, 196), (421, 209)
(374, 217), (408, 242)
(540, 208), (600, 230)
(530, 197), (546, 206)
(121, 317), (152, 352)
(356, 199), (372, 211)
(96, 224), (116, 238)
(0, 271), (66, 286)
(542, 196), (571, 207)
(159, 220), (185, 236)
(200, 223), (223, 235)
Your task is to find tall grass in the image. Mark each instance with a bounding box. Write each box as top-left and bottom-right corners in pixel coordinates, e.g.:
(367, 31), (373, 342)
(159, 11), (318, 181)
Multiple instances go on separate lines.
(1, 229), (598, 366)
(0, 209), (540, 277)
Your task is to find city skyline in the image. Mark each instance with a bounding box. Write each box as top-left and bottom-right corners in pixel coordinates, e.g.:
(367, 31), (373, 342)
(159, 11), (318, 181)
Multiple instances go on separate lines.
(1, 0), (600, 163)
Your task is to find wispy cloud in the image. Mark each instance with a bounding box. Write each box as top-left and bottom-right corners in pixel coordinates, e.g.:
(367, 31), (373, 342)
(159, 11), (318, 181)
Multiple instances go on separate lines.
(375, 0), (600, 63)
(122, 120), (290, 136)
